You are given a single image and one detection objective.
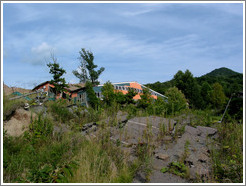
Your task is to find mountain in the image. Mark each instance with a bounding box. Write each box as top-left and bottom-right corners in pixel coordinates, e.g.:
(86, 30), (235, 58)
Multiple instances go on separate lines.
(200, 67), (241, 78)
(145, 67), (243, 97)
(197, 67), (243, 96)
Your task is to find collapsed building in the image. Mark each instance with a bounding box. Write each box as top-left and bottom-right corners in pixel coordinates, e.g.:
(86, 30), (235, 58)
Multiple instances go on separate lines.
(32, 81), (167, 106)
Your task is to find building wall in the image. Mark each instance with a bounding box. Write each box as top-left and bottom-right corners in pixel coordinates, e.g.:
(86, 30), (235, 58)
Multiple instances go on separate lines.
(114, 82), (158, 100)
(33, 81), (165, 105)
(94, 82), (164, 100)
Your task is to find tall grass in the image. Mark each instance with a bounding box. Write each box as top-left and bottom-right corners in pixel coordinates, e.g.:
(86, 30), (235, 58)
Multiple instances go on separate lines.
(211, 121), (243, 183)
(3, 115), (82, 183)
(3, 92), (25, 120)
(68, 137), (135, 183)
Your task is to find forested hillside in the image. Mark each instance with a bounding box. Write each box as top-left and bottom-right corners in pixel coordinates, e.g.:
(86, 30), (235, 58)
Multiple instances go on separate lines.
(145, 67), (243, 119)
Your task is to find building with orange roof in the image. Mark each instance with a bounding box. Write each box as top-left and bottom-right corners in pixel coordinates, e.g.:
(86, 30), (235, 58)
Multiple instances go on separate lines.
(32, 81), (167, 105)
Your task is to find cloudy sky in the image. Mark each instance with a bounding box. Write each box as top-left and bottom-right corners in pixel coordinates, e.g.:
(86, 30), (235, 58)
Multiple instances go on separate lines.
(2, 2), (244, 89)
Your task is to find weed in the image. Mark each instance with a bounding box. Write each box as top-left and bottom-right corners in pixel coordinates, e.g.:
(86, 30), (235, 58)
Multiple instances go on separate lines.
(161, 161), (189, 178)
(211, 121), (243, 183)
(160, 167), (168, 173)
(180, 140), (190, 163)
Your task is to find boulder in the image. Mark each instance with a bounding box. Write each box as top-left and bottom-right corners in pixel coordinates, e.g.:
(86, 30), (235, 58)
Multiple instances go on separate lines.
(197, 126), (217, 136)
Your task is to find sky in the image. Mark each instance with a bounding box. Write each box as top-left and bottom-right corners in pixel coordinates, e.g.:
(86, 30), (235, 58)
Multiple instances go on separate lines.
(2, 2), (244, 89)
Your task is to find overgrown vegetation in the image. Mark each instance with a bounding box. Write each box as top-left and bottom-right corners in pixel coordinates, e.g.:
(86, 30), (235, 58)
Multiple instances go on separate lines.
(3, 65), (243, 183)
(3, 115), (81, 183)
(3, 99), (137, 183)
(211, 121), (243, 183)
(3, 92), (25, 120)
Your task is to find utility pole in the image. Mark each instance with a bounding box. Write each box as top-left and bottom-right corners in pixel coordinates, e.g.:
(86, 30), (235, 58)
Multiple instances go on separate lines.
(218, 93), (234, 123)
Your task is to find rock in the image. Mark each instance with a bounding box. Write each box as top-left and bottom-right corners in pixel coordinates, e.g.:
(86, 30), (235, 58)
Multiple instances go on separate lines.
(189, 164), (210, 181)
(197, 126), (217, 136)
(4, 108), (37, 137)
(185, 125), (201, 136)
(156, 153), (169, 161)
(198, 153), (209, 163)
(149, 171), (187, 183)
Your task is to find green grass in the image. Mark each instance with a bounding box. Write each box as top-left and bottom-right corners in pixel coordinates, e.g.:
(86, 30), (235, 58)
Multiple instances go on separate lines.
(3, 92), (243, 183)
(68, 137), (136, 183)
(3, 115), (82, 183)
(3, 93), (25, 121)
(160, 161), (189, 178)
(3, 101), (137, 183)
(211, 121), (243, 183)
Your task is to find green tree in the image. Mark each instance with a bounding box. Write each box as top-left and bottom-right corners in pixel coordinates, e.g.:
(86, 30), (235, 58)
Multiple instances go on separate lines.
(153, 97), (167, 115)
(101, 81), (115, 106)
(137, 88), (153, 109)
(47, 55), (68, 97)
(165, 87), (187, 115)
(85, 81), (99, 109)
(125, 89), (137, 104)
(201, 81), (212, 108)
(74, 48), (104, 85)
(173, 70), (202, 109)
(115, 91), (126, 105)
(210, 82), (226, 110)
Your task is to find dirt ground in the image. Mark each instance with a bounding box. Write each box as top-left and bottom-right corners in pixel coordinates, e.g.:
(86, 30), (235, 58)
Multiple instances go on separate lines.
(3, 83), (31, 95)
(4, 108), (37, 137)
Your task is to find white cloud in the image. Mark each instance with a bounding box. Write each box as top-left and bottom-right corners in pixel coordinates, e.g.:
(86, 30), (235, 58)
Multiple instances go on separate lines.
(31, 42), (53, 55)
(25, 42), (54, 65)
(121, 9), (154, 17)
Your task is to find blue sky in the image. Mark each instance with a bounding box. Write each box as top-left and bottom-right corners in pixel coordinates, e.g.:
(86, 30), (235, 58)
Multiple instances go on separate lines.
(2, 2), (244, 89)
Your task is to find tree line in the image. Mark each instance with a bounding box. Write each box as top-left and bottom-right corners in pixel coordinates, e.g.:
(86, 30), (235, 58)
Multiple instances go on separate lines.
(146, 68), (243, 120)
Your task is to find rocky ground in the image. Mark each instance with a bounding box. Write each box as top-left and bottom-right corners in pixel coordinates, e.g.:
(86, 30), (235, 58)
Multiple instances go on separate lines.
(4, 106), (218, 183)
(83, 112), (218, 183)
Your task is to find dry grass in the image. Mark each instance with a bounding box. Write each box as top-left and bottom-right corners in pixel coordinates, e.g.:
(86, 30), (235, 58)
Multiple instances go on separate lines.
(68, 136), (134, 183)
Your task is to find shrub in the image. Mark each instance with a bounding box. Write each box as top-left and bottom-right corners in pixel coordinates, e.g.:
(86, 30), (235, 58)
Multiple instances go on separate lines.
(47, 100), (74, 123)
(165, 87), (188, 115)
(137, 88), (153, 109)
(85, 81), (99, 109)
(153, 97), (167, 115)
(102, 81), (115, 106)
